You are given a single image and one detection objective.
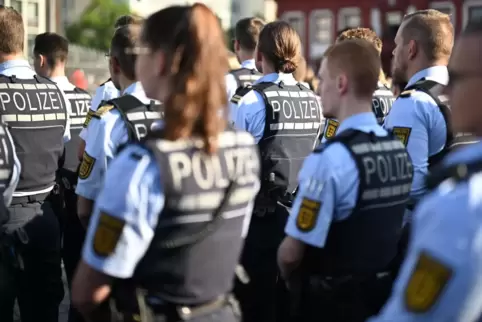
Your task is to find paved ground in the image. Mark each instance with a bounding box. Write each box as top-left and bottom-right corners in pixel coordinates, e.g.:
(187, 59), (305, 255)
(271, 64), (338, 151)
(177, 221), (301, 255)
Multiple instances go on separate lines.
(13, 264), (70, 322)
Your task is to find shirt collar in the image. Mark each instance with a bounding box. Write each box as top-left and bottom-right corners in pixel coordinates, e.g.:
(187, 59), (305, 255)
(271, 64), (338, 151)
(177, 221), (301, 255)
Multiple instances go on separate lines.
(240, 59), (256, 70)
(254, 72), (296, 85)
(50, 76), (71, 85)
(0, 59), (32, 72)
(337, 112), (378, 134)
(407, 66), (449, 87)
(122, 82), (143, 96)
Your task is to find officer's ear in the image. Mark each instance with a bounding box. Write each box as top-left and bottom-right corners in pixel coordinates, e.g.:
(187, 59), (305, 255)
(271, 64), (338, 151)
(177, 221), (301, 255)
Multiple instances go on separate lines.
(37, 54), (46, 68)
(336, 73), (348, 95)
(110, 56), (121, 74)
(407, 39), (418, 61)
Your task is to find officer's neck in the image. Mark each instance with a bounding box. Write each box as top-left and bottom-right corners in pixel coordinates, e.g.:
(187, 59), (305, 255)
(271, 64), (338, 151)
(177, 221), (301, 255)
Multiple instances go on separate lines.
(119, 77), (136, 93)
(0, 53), (25, 63)
(237, 50), (254, 64)
(336, 98), (372, 123)
(406, 59), (448, 82)
(48, 66), (66, 79)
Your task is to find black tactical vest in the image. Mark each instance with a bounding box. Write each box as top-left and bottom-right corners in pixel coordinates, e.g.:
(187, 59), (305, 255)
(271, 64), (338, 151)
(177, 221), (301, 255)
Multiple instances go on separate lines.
(99, 95), (163, 145)
(62, 87), (91, 172)
(0, 75), (68, 193)
(322, 83), (396, 141)
(304, 129), (413, 275)
(402, 79), (479, 168)
(230, 68), (262, 89)
(0, 122), (16, 225)
(132, 129), (261, 304)
(254, 82), (321, 196)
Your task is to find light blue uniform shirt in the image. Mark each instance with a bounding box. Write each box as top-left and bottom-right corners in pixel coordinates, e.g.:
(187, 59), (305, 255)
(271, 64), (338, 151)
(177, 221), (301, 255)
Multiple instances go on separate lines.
(225, 59), (257, 101)
(233, 73), (304, 143)
(75, 82), (151, 201)
(0, 59), (72, 143)
(369, 142), (482, 322)
(82, 137), (259, 278)
(383, 66), (448, 205)
(79, 79), (119, 141)
(285, 112), (387, 247)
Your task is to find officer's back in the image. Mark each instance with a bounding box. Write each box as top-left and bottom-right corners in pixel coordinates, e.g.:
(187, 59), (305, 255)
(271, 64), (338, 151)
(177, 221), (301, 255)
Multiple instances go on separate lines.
(278, 39), (413, 322)
(226, 17), (264, 106)
(370, 21), (482, 321)
(0, 6), (71, 322)
(76, 22), (162, 228)
(320, 28), (395, 143)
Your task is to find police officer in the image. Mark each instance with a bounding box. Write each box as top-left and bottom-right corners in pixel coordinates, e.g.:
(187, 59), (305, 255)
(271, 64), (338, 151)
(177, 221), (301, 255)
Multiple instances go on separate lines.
(0, 6), (72, 322)
(76, 22), (162, 229)
(71, 4), (260, 322)
(370, 20), (482, 322)
(32, 32), (91, 322)
(320, 27), (395, 143)
(78, 14), (143, 159)
(226, 17), (264, 100)
(278, 39), (413, 322)
(231, 21), (322, 322)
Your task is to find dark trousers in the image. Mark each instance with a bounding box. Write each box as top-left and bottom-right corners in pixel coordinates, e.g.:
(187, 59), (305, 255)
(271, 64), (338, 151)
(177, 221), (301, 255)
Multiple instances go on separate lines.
(0, 199), (64, 322)
(234, 204), (290, 322)
(60, 187), (86, 322)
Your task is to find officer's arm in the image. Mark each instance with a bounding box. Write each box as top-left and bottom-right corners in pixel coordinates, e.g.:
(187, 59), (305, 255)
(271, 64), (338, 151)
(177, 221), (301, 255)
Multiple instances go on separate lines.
(75, 117), (107, 227)
(225, 73), (238, 101)
(78, 86), (107, 157)
(234, 90), (266, 143)
(3, 128), (20, 207)
(72, 146), (163, 317)
(278, 150), (338, 280)
(369, 190), (472, 321)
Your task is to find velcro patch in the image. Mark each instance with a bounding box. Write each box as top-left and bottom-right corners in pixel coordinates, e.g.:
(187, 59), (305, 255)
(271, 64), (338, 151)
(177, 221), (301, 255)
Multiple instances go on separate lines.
(93, 213), (125, 257)
(83, 109), (95, 128)
(78, 152), (96, 179)
(404, 251), (452, 313)
(296, 198), (322, 232)
(392, 127), (412, 146)
(93, 104), (114, 118)
(324, 119), (339, 139)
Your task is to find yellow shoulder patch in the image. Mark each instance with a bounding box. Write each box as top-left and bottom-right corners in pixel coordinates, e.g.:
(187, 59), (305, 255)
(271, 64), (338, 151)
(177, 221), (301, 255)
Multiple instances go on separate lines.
(83, 109), (95, 128)
(94, 104), (114, 118)
(78, 152), (96, 180)
(404, 251), (452, 313)
(93, 213), (125, 257)
(296, 198), (322, 232)
(392, 127), (412, 146)
(400, 89), (415, 98)
(324, 119), (339, 139)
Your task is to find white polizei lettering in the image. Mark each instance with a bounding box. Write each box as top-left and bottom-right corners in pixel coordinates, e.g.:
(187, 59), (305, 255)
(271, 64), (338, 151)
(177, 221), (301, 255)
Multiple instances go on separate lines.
(13, 92), (26, 111)
(35, 92), (49, 110)
(0, 93), (10, 110)
(127, 112), (145, 121)
(48, 92), (62, 110)
(264, 91), (278, 98)
(169, 152), (192, 190)
(192, 152), (215, 190)
(134, 123), (148, 139)
(72, 100), (89, 117)
(7, 83), (23, 90)
(362, 152), (412, 186)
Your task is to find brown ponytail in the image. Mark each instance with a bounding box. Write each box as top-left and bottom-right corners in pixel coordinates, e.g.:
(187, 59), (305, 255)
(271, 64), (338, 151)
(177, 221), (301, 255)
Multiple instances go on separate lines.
(142, 4), (228, 154)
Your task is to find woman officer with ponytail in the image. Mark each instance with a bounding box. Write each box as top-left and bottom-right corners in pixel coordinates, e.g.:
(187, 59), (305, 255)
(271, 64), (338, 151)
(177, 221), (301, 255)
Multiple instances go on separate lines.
(230, 21), (323, 322)
(71, 4), (261, 322)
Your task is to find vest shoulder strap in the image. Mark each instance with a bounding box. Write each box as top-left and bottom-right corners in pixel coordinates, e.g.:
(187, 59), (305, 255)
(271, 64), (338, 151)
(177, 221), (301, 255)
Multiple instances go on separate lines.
(426, 160), (482, 191)
(230, 84), (253, 104)
(109, 94), (146, 113)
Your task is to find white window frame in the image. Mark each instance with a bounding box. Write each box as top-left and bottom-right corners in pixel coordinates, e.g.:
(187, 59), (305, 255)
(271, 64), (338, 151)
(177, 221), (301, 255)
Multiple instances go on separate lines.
(337, 7), (362, 31)
(280, 11), (306, 44)
(463, 0), (482, 28)
(430, 1), (456, 26)
(309, 9), (333, 45)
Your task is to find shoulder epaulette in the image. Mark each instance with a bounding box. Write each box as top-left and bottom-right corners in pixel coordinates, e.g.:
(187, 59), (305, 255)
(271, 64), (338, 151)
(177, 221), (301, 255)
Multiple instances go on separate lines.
(399, 89), (415, 98)
(83, 109), (96, 128)
(93, 104), (115, 118)
(230, 85), (253, 104)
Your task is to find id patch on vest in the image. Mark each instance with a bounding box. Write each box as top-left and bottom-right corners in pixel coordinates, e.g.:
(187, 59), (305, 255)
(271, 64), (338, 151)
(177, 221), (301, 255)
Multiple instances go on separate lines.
(404, 251), (452, 313)
(296, 198), (322, 232)
(78, 152), (96, 179)
(392, 127), (412, 146)
(83, 109), (95, 128)
(93, 213), (125, 257)
(324, 119), (339, 139)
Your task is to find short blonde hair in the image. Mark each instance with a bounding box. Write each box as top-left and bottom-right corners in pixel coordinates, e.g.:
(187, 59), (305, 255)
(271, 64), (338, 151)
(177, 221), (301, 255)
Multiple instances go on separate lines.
(324, 39), (380, 98)
(336, 27), (382, 54)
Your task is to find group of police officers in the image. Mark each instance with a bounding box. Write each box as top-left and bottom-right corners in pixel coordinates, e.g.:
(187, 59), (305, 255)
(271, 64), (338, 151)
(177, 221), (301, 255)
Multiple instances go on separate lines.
(0, 2), (480, 322)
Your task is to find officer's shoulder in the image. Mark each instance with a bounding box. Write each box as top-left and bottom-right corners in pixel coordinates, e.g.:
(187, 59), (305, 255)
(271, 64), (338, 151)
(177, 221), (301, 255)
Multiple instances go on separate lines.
(92, 102), (115, 119)
(312, 140), (353, 165)
(118, 143), (153, 164)
(230, 84), (254, 104)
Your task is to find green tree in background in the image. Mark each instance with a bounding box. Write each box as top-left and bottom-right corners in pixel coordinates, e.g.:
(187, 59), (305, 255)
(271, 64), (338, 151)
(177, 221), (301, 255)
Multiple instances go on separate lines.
(65, 0), (132, 52)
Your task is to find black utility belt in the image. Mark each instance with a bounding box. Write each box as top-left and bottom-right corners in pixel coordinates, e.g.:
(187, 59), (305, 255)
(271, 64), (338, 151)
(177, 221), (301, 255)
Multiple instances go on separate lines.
(10, 192), (50, 205)
(308, 271), (391, 287)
